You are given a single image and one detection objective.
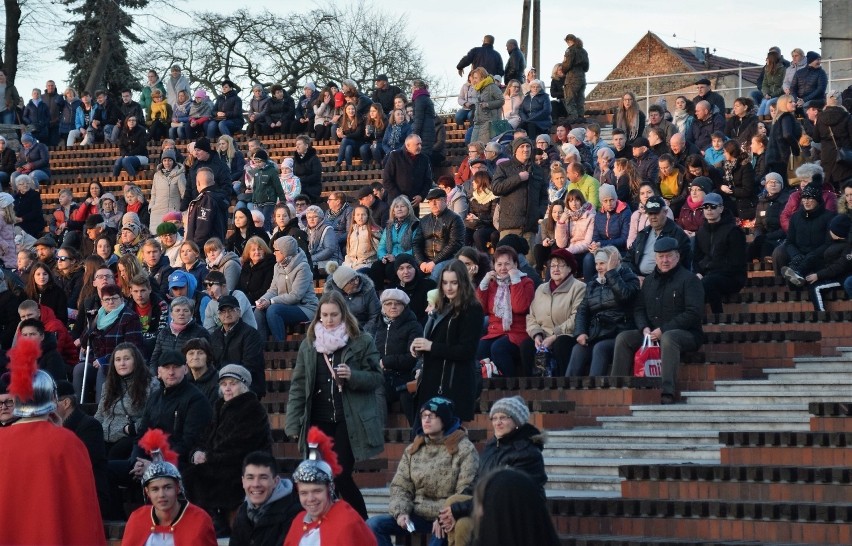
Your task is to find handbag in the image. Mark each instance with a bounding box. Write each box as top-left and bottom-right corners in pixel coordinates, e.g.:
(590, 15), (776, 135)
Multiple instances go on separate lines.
(828, 127), (852, 166)
(633, 334), (662, 378)
(490, 118), (512, 138)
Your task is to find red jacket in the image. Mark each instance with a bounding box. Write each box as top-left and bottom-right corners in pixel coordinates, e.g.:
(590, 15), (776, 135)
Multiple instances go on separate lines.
(40, 305), (79, 368)
(477, 274), (535, 345)
(284, 500), (377, 546)
(122, 502), (217, 546)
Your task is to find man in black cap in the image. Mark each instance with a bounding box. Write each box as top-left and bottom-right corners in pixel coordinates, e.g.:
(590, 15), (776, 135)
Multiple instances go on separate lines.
(383, 134), (433, 205)
(631, 137), (659, 184)
(611, 236), (704, 404)
(693, 193), (747, 313)
(358, 185), (388, 228)
(456, 34), (504, 79)
(625, 196), (691, 277)
(206, 79), (243, 139)
(81, 214), (115, 258)
(412, 188), (465, 280)
(491, 137), (548, 261)
(790, 52), (827, 109)
(693, 78), (726, 115)
(33, 235), (57, 271)
(371, 74), (402, 114)
(181, 137), (233, 209)
(209, 295), (266, 398)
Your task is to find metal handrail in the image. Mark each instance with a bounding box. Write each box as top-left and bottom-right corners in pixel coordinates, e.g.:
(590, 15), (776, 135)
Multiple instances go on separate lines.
(433, 56), (852, 114)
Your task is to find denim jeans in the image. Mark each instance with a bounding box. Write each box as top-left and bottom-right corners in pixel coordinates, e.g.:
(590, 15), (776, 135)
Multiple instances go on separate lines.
(567, 338), (616, 376)
(366, 513), (445, 546)
(264, 304), (310, 341)
(359, 143), (383, 165)
(476, 335), (521, 377)
(168, 123), (189, 140)
(455, 108), (473, 126)
(112, 156), (144, 177)
(0, 172), (8, 189)
(205, 118), (242, 138)
(844, 275), (852, 298)
(336, 137), (361, 167)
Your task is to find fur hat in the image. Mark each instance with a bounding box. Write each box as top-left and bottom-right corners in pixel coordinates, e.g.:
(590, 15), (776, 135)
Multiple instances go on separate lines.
(489, 395), (530, 427)
(326, 261), (357, 288)
(380, 288), (410, 306)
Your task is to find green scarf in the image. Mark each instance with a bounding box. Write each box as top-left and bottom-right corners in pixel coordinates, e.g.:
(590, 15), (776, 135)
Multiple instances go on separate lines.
(96, 302), (125, 331)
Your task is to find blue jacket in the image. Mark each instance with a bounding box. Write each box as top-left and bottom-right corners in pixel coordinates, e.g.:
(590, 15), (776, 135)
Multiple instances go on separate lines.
(382, 122), (412, 155)
(591, 200), (632, 250)
(75, 103), (98, 130)
(518, 92), (552, 130)
(790, 66), (828, 103)
(377, 219), (419, 259)
(59, 98), (81, 134)
(23, 100), (50, 138)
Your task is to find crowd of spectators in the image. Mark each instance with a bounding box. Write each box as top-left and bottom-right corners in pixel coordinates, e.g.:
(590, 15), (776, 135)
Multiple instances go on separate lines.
(0, 35), (850, 546)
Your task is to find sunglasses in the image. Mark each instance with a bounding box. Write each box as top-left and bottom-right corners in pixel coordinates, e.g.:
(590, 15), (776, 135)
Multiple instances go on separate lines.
(57, 256), (73, 262)
(204, 281), (221, 287)
(702, 204), (720, 210)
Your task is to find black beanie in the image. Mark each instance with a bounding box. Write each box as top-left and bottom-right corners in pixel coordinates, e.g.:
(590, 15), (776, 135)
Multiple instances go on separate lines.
(829, 215), (851, 239)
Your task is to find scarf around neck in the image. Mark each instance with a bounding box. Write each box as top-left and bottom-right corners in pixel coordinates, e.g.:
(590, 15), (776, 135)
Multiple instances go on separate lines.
(96, 302), (125, 331)
(313, 322), (349, 354)
(492, 275), (513, 331)
(474, 76), (495, 92)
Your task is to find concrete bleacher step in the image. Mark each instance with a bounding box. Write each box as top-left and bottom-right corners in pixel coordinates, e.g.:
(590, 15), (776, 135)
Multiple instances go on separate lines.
(545, 474), (623, 494)
(546, 428), (721, 445)
(544, 442), (721, 460)
(597, 414), (812, 431)
(682, 390), (852, 405)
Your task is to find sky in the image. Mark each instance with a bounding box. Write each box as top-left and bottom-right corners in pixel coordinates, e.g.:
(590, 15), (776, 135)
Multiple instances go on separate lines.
(12, 0), (823, 106)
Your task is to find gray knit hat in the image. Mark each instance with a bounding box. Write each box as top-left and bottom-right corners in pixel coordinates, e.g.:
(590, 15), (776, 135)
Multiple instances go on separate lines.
(489, 395), (530, 426)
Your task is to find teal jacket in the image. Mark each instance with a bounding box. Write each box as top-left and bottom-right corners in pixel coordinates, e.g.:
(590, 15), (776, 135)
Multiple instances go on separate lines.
(286, 330), (385, 462)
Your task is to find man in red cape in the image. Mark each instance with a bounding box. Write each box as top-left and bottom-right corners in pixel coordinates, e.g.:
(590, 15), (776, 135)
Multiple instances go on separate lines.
(0, 339), (106, 546)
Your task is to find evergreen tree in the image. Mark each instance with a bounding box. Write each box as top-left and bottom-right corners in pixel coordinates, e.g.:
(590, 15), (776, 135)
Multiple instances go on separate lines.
(60, 0), (147, 96)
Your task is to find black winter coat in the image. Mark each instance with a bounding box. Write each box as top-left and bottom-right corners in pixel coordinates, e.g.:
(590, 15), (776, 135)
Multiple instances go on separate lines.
(625, 219), (692, 276)
(229, 482), (301, 546)
(266, 95), (295, 124)
(38, 336), (68, 381)
(14, 189), (46, 238)
(813, 106), (852, 187)
(633, 149), (659, 184)
(635, 264), (704, 348)
(688, 113), (726, 151)
(238, 255), (275, 303)
(372, 307), (421, 377)
(725, 114), (758, 149)
(210, 320), (266, 397)
(382, 149), (433, 203)
(766, 112), (801, 165)
(450, 423), (546, 519)
(227, 226), (270, 257)
(182, 155), (233, 210)
(292, 147), (323, 203)
(456, 43), (504, 78)
(415, 302), (485, 422)
(694, 213), (747, 283)
(182, 391), (271, 510)
(412, 208), (465, 265)
(132, 377), (213, 467)
(63, 408), (112, 520)
(189, 366), (220, 408)
(754, 189), (790, 245)
(724, 160), (756, 219)
(491, 159), (548, 233)
(271, 219), (312, 270)
(118, 123), (149, 157)
(186, 186), (230, 247)
(813, 240), (852, 282)
(149, 321), (210, 372)
(394, 273), (437, 324)
(32, 283), (68, 323)
(786, 204), (835, 265)
(574, 266), (640, 341)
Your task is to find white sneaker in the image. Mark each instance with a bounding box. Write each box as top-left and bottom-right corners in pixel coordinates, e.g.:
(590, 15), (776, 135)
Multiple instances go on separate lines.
(781, 266), (804, 287)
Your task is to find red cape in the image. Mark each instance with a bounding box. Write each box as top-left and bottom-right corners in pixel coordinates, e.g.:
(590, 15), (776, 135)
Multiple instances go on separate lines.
(0, 420), (106, 546)
(283, 500), (377, 546)
(122, 501), (216, 546)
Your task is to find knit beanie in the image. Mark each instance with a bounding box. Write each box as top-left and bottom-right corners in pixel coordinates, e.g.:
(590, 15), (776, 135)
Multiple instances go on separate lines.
(394, 253), (418, 272)
(800, 183), (823, 203)
(420, 397), (456, 427)
(161, 149), (176, 162)
(326, 261), (357, 288)
(599, 183), (618, 202)
(511, 137), (533, 155)
(274, 235), (298, 256)
(829, 215), (851, 239)
(156, 222), (178, 236)
(195, 137), (212, 154)
(806, 51), (821, 64)
(569, 128), (586, 142)
(490, 395), (530, 427)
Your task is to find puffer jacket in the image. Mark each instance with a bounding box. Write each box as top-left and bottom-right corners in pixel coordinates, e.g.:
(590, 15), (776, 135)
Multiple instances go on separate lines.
(149, 163), (187, 231)
(780, 183), (838, 232)
(307, 222), (340, 268)
(388, 427), (479, 520)
(491, 158), (548, 233)
(694, 211), (748, 282)
(591, 200), (631, 250)
(148, 321), (210, 372)
(267, 93), (295, 124)
(344, 225), (380, 269)
(117, 123), (149, 157)
(766, 112), (802, 166)
(555, 204), (595, 254)
(214, 88), (244, 123)
(518, 92), (552, 131)
(525, 275), (586, 338)
(786, 202), (835, 263)
(377, 219), (419, 260)
(372, 307), (421, 376)
(574, 266), (640, 340)
(248, 95), (270, 124)
(326, 203), (353, 245)
(450, 423), (546, 519)
(261, 250), (318, 320)
(790, 66), (828, 103)
(323, 272), (381, 334)
(59, 98), (81, 134)
(412, 208), (465, 265)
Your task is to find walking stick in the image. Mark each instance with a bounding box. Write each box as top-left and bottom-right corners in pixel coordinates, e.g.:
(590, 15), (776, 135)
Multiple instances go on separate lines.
(80, 343), (91, 404)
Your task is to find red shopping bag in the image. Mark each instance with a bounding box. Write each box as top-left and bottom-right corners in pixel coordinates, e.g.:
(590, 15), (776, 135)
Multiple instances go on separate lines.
(633, 335), (662, 378)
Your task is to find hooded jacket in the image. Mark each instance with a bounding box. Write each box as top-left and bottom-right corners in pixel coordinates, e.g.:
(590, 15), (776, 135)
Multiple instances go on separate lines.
(291, 146), (322, 202)
(261, 247), (318, 320)
(149, 162), (187, 231)
(323, 272), (381, 334)
(591, 200), (631, 250)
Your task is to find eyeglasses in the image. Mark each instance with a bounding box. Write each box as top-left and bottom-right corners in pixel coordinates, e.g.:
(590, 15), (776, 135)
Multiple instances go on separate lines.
(101, 296), (123, 303)
(0, 399), (14, 408)
(218, 307), (238, 313)
(702, 204), (720, 210)
(95, 274), (114, 280)
(204, 281), (221, 287)
(420, 412), (438, 421)
(490, 415), (511, 423)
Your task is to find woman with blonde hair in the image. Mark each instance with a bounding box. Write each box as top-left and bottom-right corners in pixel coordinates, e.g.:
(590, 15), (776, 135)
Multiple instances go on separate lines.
(343, 205), (380, 270)
(237, 236), (276, 305)
(614, 91), (646, 142)
(117, 254), (144, 298)
(470, 67), (505, 145)
(766, 94), (802, 183)
(216, 134), (246, 183)
(502, 79), (523, 129)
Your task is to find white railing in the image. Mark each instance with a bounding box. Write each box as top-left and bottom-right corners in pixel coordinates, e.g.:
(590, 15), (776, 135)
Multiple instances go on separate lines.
(432, 56), (852, 115)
